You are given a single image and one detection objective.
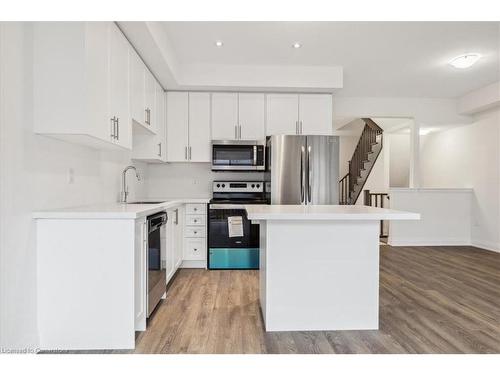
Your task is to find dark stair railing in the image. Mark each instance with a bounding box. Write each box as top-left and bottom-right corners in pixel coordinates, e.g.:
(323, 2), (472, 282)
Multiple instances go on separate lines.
(364, 189), (390, 238)
(338, 118), (383, 205)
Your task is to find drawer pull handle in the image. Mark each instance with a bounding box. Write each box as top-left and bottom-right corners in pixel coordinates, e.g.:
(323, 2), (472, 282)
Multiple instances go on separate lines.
(194, 231), (197, 234)
(194, 208), (197, 211)
(194, 248), (198, 251)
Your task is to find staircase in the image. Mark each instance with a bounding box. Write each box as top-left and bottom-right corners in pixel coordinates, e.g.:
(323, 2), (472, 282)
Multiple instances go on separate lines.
(339, 118), (383, 205)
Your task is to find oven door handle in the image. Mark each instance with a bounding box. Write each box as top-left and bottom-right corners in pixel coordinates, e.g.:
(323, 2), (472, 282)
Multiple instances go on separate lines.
(209, 204), (248, 210)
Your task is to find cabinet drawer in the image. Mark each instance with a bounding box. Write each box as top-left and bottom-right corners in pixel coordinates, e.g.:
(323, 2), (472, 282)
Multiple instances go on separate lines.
(184, 226), (206, 238)
(184, 238), (206, 260)
(185, 204), (206, 214)
(185, 214), (205, 226)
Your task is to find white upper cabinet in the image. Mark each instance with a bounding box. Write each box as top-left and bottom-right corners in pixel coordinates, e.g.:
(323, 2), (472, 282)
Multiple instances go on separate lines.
(130, 50), (147, 127)
(166, 92), (189, 162)
(211, 93), (238, 140)
(188, 93), (211, 162)
(34, 22), (132, 150)
(144, 70), (156, 132)
(266, 94), (300, 135)
(238, 93), (265, 140)
(132, 83), (166, 162)
(211, 93), (265, 140)
(298, 94), (333, 135)
(166, 92), (211, 162)
(130, 50), (157, 134)
(266, 93), (333, 135)
(109, 23), (131, 149)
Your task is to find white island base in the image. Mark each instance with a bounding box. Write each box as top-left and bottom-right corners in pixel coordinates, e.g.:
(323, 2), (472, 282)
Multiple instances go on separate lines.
(246, 205), (419, 332)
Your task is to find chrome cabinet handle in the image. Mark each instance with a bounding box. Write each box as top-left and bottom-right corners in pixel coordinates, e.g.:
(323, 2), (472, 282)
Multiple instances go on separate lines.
(300, 145), (305, 203)
(238, 125), (241, 139)
(296, 121), (299, 135)
(235, 125), (238, 139)
(300, 120), (303, 134)
(307, 145), (312, 203)
(110, 117), (116, 139)
(174, 208), (178, 224)
(116, 118), (119, 140)
(158, 143), (161, 157)
(185, 146), (188, 160)
(189, 146), (192, 160)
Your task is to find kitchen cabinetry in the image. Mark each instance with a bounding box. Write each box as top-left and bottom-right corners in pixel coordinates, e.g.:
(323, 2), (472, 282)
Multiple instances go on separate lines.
(109, 23), (132, 149)
(183, 204), (207, 263)
(266, 93), (333, 135)
(132, 83), (166, 162)
(166, 92), (211, 162)
(33, 22), (133, 150)
(211, 93), (265, 140)
(130, 50), (157, 134)
(134, 217), (147, 331)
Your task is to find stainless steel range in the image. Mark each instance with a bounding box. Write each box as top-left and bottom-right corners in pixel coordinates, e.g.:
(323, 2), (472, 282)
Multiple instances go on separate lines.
(208, 181), (268, 269)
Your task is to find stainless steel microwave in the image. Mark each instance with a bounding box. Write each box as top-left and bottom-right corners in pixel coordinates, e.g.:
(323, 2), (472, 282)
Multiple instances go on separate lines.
(211, 140), (266, 171)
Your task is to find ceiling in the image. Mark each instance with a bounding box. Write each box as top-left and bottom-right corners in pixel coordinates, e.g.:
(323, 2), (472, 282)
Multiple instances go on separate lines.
(162, 21), (499, 98)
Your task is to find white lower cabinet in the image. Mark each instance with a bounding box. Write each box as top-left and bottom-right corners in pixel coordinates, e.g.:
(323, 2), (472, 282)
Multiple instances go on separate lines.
(134, 217), (147, 331)
(183, 204), (207, 264)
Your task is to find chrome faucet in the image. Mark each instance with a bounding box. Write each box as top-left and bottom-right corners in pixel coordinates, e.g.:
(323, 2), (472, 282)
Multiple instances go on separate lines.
(121, 165), (141, 203)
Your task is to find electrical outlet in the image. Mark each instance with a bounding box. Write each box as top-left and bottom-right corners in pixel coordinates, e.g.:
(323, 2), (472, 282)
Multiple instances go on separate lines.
(68, 168), (75, 184)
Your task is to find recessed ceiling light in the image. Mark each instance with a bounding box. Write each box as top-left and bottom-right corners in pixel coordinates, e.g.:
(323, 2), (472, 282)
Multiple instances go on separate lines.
(449, 53), (481, 69)
(292, 42), (302, 49)
(215, 40), (223, 47)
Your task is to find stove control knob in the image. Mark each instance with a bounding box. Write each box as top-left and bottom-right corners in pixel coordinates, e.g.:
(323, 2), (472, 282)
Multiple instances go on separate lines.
(256, 184), (260, 188)
(222, 184), (226, 188)
(216, 184), (220, 188)
(251, 184), (255, 188)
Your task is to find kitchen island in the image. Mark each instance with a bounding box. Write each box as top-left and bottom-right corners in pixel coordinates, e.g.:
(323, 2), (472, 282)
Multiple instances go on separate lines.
(245, 204), (419, 332)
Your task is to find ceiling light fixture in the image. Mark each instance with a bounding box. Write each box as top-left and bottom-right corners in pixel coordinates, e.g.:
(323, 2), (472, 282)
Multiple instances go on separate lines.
(448, 53), (481, 69)
(215, 40), (223, 47)
(292, 42), (302, 49)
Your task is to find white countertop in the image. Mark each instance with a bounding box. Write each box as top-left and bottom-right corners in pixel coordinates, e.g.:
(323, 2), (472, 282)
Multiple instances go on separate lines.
(245, 204), (420, 221)
(33, 198), (209, 219)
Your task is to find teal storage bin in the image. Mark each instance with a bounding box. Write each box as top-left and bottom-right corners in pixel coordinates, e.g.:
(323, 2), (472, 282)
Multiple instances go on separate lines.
(209, 248), (259, 269)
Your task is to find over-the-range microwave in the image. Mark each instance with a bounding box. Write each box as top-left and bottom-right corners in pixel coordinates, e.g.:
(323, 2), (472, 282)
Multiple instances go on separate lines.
(211, 140), (266, 171)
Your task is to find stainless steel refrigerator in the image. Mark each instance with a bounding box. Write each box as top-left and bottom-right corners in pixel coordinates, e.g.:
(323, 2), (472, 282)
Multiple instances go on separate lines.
(266, 135), (339, 205)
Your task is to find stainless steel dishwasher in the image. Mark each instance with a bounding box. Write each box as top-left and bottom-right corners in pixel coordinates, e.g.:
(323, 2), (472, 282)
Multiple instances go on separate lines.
(146, 211), (167, 317)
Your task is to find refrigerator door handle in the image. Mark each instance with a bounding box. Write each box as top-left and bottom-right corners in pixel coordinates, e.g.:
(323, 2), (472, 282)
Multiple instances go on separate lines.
(300, 145), (306, 204)
(307, 145), (312, 203)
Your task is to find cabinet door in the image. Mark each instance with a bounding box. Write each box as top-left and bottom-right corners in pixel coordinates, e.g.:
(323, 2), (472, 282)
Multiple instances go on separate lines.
(155, 84), (166, 162)
(166, 210), (176, 282)
(188, 92), (211, 162)
(109, 24), (131, 149)
(239, 93), (265, 140)
(145, 70), (156, 132)
(174, 206), (184, 269)
(85, 22), (111, 142)
(298, 94), (333, 135)
(134, 218), (147, 331)
(266, 94), (299, 135)
(130, 50), (146, 126)
(166, 92), (189, 162)
(211, 93), (238, 140)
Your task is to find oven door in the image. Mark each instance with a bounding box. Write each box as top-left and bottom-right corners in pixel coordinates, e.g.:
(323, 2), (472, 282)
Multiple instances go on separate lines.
(208, 205), (259, 269)
(211, 142), (265, 171)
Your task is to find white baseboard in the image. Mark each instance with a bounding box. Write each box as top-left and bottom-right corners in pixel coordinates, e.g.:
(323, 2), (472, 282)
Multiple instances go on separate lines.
(388, 238), (470, 247)
(180, 260), (206, 269)
(470, 240), (500, 253)
(388, 237), (500, 254)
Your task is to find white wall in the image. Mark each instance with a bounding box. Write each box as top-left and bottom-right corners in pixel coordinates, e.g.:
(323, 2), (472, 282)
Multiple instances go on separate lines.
(0, 23), (147, 350)
(388, 133), (410, 188)
(389, 188), (473, 246)
(420, 108), (500, 251)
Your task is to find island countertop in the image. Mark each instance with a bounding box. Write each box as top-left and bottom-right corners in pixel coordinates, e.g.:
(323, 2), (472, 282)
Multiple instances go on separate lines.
(245, 204), (420, 221)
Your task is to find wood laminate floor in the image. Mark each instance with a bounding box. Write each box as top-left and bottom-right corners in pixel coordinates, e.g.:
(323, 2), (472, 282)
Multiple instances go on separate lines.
(87, 245), (500, 354)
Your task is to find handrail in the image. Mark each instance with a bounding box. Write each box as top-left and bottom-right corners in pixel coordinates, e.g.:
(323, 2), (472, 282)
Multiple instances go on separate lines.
(339, 118), (383, 205)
